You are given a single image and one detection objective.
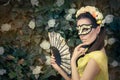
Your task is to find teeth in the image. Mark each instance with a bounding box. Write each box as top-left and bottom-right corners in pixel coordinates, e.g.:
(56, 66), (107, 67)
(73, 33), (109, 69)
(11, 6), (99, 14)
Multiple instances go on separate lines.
(48, 32), (71, 74)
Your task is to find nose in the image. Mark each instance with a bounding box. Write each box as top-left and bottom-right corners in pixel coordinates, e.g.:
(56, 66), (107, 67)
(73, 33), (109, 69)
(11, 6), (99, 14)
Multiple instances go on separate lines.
(79, 35), (84, 39)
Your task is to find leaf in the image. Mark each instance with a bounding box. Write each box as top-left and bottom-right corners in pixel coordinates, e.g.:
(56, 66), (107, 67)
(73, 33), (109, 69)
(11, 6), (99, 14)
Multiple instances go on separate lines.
(8, 71), (17, 79)
(75, 39), (82, 46)
(40, 66), (57, 80)
(58, 31), (66, 39)
(12, 48), (26, 58)
(67, 38), (75, 47)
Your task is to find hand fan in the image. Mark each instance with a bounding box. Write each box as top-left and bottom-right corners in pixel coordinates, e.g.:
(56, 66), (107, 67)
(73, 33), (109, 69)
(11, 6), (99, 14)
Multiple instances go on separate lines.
(48, 31), (71, 74)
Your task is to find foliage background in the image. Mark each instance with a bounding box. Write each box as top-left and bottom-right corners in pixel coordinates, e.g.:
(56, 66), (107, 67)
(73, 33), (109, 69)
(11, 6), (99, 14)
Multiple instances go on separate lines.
(0, 0), (120, 80)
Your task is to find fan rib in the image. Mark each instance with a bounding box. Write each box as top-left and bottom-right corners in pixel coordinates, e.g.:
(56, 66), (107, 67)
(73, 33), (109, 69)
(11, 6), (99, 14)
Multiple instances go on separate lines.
(60, 52), (70, 57)
(60, 58), (70, 60)
(56, 33), (60, 48)
(55, 34), (57, 47)
(57, 39), (64, 49)
(60, 47), (69, 55)
(56, 34), (61, 48)
(61, 61), (70, 66)
(53, 32), (56, 46)
(48, 32), (71, 75)
(50, 32), (54, 46)
(58, 42), (66, 52)
(60, 65), (71, 74)
(61, 63), (71, 69)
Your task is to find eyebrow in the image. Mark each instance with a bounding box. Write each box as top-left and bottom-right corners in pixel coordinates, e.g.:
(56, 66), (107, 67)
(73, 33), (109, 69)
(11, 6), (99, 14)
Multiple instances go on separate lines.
(77, 24), (92, 27)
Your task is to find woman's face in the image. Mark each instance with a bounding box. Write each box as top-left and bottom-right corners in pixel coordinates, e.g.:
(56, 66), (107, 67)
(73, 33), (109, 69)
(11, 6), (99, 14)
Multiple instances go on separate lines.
(77, 18), (100, 45)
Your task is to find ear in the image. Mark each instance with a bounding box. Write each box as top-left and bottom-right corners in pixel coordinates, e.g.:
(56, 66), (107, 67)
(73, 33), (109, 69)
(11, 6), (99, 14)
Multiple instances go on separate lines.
(96, 26), (101, 34)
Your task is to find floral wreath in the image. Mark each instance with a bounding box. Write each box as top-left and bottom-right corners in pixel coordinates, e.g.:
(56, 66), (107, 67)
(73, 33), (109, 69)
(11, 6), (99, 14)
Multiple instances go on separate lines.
(76, 6), (103, 25)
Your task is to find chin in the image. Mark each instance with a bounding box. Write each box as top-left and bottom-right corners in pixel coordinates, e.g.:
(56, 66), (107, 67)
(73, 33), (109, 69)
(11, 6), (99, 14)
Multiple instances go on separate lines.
(82, 42), (91, 46)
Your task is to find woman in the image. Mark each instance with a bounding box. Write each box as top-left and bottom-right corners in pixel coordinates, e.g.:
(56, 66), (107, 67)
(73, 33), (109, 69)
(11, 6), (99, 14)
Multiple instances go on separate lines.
(51, 6), (109, 80)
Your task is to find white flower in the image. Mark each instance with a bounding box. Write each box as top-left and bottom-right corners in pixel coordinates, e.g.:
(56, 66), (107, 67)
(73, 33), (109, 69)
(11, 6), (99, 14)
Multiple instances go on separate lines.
(48, 19), (56, 28)
(76, 6), (103, 25)
(100, 19), (105, 27)
(104, 39), (108, 47)
(96, 12), (103, 20)
(0, 69), (6, 75)
(56, 0), (64, 7)
(46, 49), (50, 53)
(70, 3), (76, 8)
(1, 23), (11, 32)
(68, 8), (76, 14)
(76, 7), (85, 18)
(30, 0), (39, 6)
(45, 55), (51, 65)
(65, 14), (72, 21)
(0, 47), (4, 55)
(32, 66), (43, 74)
(105, 14), (114, 24)
(40, 40), (50, 50)
(28, 19), (35, 29)
(111, 60), (118, 67)
(107, 37), (116, 45)
(35, 74), (39, 79)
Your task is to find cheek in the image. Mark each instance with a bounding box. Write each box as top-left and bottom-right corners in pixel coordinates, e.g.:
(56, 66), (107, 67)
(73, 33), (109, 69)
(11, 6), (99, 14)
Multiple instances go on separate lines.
(81, 31), (97, 45)
(79, 29), (98, 45)
(88, 31), (97, 43)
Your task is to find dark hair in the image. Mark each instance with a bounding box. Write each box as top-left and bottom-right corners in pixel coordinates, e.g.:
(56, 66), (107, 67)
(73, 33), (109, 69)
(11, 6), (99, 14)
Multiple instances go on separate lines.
(76, 12), (106, 53)
(77, 12), (99, 28)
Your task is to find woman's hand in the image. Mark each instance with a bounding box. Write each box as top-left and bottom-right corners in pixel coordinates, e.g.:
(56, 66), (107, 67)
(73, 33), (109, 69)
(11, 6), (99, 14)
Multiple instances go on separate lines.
(50, 54), (61, 71)
(51, 54), (71, 80)
(71, 43), (88, 62)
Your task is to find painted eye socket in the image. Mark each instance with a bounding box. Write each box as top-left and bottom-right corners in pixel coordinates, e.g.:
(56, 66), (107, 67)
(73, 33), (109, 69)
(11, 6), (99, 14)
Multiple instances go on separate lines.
(76, 24), (93, 35)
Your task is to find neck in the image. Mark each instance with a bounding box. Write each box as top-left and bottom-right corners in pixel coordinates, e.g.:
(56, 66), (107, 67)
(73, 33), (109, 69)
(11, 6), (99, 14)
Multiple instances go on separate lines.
(100, 48), (106, 54)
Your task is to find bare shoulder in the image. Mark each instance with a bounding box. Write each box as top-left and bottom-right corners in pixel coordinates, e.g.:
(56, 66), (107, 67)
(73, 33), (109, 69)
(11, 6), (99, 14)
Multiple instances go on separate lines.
(81, 58), (100, 80)
(87, 58), (100, 71)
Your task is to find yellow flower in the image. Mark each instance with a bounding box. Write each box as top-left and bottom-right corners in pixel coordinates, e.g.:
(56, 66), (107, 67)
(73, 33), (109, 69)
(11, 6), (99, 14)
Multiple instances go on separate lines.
(97, 20), (102, 24)
(76, 6), (103, 25)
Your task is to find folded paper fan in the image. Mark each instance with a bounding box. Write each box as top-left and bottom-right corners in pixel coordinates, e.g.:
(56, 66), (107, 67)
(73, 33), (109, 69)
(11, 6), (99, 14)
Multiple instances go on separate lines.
(48, 31), (71, 74)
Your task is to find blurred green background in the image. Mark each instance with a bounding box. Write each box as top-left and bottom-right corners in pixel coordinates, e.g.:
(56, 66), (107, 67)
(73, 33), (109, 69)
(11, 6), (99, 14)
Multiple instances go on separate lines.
(0, 0), (120, 80)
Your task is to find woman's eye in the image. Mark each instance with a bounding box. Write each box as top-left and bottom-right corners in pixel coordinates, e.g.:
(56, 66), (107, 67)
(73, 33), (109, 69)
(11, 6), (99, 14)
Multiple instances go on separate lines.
(82, 28), (90, 32)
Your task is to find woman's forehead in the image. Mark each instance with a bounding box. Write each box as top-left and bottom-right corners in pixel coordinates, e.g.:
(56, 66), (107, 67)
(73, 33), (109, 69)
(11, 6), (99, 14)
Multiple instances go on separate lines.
(77, 18), (91, 26)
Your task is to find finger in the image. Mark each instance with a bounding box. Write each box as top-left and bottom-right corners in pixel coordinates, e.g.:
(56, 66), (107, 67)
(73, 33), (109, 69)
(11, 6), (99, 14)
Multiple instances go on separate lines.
(51, 56), (56, 61)
(50, 50), (54, 55)
(75, 43), (86, 51)
(51, 58), (56, 64)
(81, 51), (86, 55)
(77, 51), (84, 56)
(76, 47), (86, 56)
(51, 54), (55, 58)
(51, 58), (55, 61)
(77, 43), (87, 48)
(82, 48), (88, 55)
